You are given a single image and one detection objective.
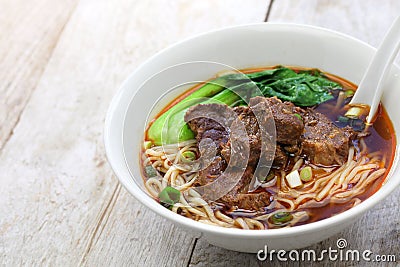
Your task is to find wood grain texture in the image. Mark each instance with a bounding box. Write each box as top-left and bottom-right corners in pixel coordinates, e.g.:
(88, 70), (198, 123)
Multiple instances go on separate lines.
(189, 238), (293, 267)
(0, 0), (79, 150)
(2, 0), (399, 266)
(188, 1), (400, 266)
(0, 0), (268, 266)
(268, 0), (400, 48)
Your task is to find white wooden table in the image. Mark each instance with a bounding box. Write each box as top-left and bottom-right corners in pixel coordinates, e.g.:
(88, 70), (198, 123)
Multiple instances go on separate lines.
(1, 1), (399, 266)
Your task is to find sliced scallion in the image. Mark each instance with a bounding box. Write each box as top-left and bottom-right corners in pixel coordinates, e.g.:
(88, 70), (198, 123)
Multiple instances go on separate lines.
(349, 118), (365, 131)
(145, 165), (158, 177)
(345, 106), (365, 119)
(300, 166), (313, 182)
(158, 186), (181, 207)
(181, 151), (196, 161)
(338, 116), (349, 123)
(345, 90), (355, 97)
(144, 141), (152, 149)
(270, 212), (293, 225)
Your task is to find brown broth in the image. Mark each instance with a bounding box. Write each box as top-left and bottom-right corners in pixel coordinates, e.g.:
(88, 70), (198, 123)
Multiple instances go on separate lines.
(142, 66), (396, 228)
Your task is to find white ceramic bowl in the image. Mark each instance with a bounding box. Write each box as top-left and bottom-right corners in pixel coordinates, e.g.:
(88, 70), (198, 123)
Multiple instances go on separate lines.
(104, 23), (400, 253)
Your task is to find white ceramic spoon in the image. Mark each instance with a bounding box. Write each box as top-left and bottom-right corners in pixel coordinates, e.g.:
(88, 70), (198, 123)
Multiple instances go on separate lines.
(347, 16), (400, 124)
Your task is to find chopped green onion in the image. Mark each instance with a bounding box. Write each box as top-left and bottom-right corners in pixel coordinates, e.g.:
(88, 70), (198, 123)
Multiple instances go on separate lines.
(345, 106), (365, 119)
(300, 166), (313, 182)
(349, 118), (365, 131)
(181, 151), (196, 161)
(144, 141), (152, 149)
(145, 165), (158, 177)
(338, 115), (365, 131)
(270, 212), (293, 225)
(158, 186), (181, 207)
(293, 113), (302, 121)
(338, 116), (349, 123)
(345, 90), (354, 97)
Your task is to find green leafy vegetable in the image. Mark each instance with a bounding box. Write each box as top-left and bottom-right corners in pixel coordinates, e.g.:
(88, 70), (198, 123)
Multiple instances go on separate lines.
(147, 75), (247, 145)
(158, 186), (181, 208)
(256, 68), (341, 106)
(147, 67), (341, 144)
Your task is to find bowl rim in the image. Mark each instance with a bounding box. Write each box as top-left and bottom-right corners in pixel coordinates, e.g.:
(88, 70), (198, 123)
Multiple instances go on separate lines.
(105, 22), (400, 238)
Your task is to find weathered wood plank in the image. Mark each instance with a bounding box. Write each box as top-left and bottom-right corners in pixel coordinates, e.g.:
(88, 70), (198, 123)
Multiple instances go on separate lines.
(3, 0), (398, 266)
(0, 0), (79, 150)
(189, 238), (295, 267)
(0, 0), (268, 266)
(268, 0), (400, 48)
(188, 1), (400, 266)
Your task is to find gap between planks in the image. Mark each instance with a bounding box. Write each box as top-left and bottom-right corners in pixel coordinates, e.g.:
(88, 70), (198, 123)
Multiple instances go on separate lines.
(80, 182), (122, 266)
(186, 238), (199, 267)
(264, 0), (275, 22)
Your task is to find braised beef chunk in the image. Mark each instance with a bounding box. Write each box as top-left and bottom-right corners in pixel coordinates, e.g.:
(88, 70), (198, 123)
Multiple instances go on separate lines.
(301, 109), (356, 166)
(225, 97), (301, 169)
(219, 98), (276, 169)
(249, 96), (303, 168)
(185, 104), (231, 149)
(197, 156), (227, 185)
(247, 97), (278, 167)
(264, 97), (304, 145)
(233, 105), (262, 153)
(185, 104), (232, 188)
(221, 191), (272, 211)
(282, 144), (301, 155)
(184, 96), (356, 210)
(185, 103), (273, 210)
(273, 146), (288, 168)
(218, 167), (271, 210)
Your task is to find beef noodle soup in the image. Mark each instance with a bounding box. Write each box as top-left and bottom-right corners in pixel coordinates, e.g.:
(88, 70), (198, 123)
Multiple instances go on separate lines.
(140, 66), (395, 230)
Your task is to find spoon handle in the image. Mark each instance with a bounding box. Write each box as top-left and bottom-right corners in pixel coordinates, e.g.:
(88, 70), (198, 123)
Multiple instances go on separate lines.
(350, 16), (400, 123)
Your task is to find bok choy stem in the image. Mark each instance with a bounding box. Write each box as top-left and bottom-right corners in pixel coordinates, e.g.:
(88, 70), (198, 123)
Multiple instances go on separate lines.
(147, 67), (341, 145)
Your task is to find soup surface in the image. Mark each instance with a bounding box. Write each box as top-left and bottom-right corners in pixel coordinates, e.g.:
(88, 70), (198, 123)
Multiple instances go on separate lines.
(140, 66), (395, 230)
